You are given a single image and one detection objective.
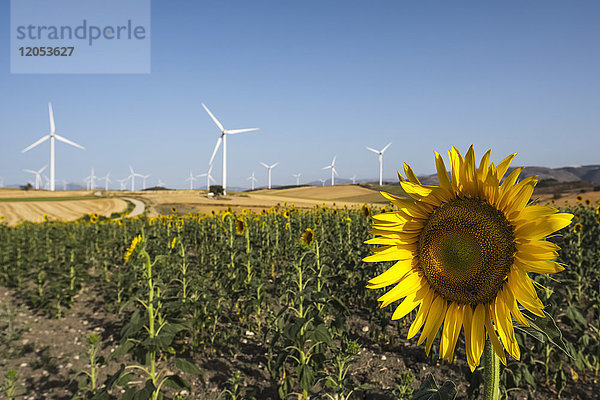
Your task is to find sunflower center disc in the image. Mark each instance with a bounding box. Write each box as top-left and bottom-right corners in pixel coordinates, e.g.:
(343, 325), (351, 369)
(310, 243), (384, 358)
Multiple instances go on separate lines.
(418, 197), (516, 305)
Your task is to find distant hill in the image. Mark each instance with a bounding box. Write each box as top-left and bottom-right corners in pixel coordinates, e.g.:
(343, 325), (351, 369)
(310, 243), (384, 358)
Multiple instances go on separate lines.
(419, 165), (600, 186)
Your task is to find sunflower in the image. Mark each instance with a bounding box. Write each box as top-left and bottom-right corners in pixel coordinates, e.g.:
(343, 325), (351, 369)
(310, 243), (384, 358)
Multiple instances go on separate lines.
(235, 217), (247, 235)
(300, 228), (315, 246)
(364, 145), (573, 371)
(124, 235), (142, 263)
(576, 195), (583, 202)
(573, 222), (582, 233)
(595, 205), (600, 215)
(89, 213), (99, 224)
(362, 204), (370, 218)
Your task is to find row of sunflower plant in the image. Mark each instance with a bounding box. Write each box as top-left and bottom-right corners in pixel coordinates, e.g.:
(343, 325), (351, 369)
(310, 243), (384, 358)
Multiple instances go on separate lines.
(0, 150), (599, 399)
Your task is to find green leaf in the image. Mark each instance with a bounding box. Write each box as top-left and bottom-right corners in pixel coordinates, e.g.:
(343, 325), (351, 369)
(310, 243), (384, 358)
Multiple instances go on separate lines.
(111, 339), (135, 359)
(412, 374), (457, 400)
(521, 310), (573, 359)
(163, 374), (191, 390)
(297, 364), (315, 392)
(175, 358), (203, 375)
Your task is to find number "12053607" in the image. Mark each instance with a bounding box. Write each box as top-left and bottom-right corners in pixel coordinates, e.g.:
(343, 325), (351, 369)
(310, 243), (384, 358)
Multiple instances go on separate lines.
(19, 47), (74, 56)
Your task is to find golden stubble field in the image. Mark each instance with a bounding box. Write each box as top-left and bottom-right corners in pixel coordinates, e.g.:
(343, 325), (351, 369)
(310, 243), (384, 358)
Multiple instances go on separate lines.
(0, 185), (387, 225)
(1, 185), (597, 226)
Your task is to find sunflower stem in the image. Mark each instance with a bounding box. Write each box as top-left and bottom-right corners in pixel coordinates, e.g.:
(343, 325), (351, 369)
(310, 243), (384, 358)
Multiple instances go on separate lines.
(483, 336), (500, 400)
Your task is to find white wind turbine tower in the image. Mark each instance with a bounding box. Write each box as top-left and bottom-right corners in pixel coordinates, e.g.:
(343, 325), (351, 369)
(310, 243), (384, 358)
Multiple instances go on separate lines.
(292, 173), (302, 186)
(101, 172), (111, 191)
(197, 164), (215, 191)
(319, 178), (326, 187)
(141, 174), (150, 190)
(21, 103), (85, 191)
(128, 166), (144, 191)
(350, 175), (357, 184)
(322, 156), (338, 186)
(85, 168), (97, 190)
(0, 177), (3, 188)
(260, 162), (279, 190)
(117, 177), (129, 191)
(185, 170), (198, 190)
(366, 142), (392, 185)
(204, 103), (259, 196)
(247, 171), (257, 190)
(23, 165), (47, 190)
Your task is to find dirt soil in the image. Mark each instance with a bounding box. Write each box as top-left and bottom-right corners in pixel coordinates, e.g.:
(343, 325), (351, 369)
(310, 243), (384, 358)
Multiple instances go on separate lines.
(1, 284), (597, 400)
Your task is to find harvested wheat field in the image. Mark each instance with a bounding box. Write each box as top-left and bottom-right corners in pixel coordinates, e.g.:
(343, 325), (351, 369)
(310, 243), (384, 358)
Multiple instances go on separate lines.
(0, 190), (128, 225)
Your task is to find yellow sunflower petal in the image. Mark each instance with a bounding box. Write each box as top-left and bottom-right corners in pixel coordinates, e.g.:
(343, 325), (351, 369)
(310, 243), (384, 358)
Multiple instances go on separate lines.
(408, 288), (435, 339)
(463, 305), (476, 370)
(484, 306), (507, 365)
(367, 259), (415, 289)
(434, 151), (452, 191)
(492, 290), (520, 360)
(515, 257), (564, 274)
(470, 303), (486, 369)
(404, 163), (422, 185)
(495, 152), (517, 182)
(392, 285), (429, 320)
(441, 302), (465, 362)
(363, 246), (415, 263)
(377, 270), (424, 308)
(514, 213), (574, 241)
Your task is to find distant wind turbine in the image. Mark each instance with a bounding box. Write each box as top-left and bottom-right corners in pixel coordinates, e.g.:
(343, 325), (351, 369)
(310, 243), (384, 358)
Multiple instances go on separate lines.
(185, 170), (198, 190)
(197, 164), (216, 191)
(247, 171), (258, 190)
(100, 172), (111, 191)
(128, 166), (144, 191)
(141, 174), (150, 190)
(260, 162), (279, 189)
(23, 165), (47, 190)
(21, 103), (85, 191)
(366, 142), (392, 185)
(319, 178), (326, 187)
(0, 177), (4, 188)
(85, 168), (97, 190)
(292, 173), (302, 186)
(322, 156), (338, 186)
(157, 178), (165, 187)
(117, 177), (129, 191)
(350, 175), (357, 184)
(204, 103), (259, 196)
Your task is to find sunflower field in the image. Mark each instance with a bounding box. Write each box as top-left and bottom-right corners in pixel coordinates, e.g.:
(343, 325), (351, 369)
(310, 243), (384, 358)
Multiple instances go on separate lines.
(0, 199), (599, 400)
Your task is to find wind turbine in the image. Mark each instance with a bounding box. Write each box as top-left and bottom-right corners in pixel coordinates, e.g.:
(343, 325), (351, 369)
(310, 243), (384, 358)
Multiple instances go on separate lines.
(141, 174), (150, 190)
(117, 177), (129, 191)
(350, 175), (357, 184)
(21, 103), (85, 191)
(197, 164), (215, 191)
(322, 156), (338, 186)
(366, 142), (392, 185)
(292, 173), (302, 186)
(128, 166), (144, 191)
(185, 170), (198, 190)
(260, 162), (279, 190)
(157, 178), (165, 187)
(247, 171), (258, 190)
(0, 177), (3, 188)
(23, 165), (47, 190)
(85, 168), (97, 190)
(101, 172), (111, 191)
(319, 178), (326, 187)
(204, 103), (259, 196)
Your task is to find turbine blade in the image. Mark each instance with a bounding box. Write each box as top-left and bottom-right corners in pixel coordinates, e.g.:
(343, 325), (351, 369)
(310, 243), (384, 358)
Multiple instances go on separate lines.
(23, 169), (37, 174)
(22, 135), (50, 153)
(54, 134), (85, 150)
(208, 136), (223, 165)
(381, 142), (392, 153)
(259, 162), (269, 168)
(333, 169), (339, 176)
(225, 128), (259, 135)
(271, 162), (279, 168)
(48, 103), (55, 133)
(202, 103), (225, 132)
(332, 155), (336, 165)
(366, 147), (379, 154)
(39, 165), (47, 174)
(322, 165), (332, 170)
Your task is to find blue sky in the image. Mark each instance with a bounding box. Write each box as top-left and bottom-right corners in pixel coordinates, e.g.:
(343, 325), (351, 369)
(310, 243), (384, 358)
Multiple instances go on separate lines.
(1, 1), (599, 190)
